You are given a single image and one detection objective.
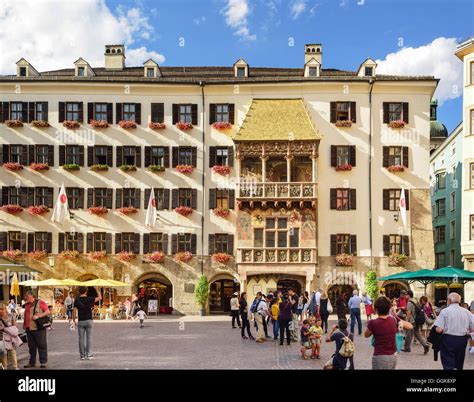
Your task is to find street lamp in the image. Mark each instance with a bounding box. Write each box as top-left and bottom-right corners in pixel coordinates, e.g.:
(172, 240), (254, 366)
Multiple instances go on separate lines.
(48, 256), (55, 268)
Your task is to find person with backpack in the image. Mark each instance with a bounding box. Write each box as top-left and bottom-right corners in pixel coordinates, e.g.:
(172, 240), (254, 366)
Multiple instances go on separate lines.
(365, 296), (413, 369)
(22, 291), (51, 368)
(324, 318), (354, 370)
(278, 293), (293, 346)
(402, 290), (430, 354)
(252, 292), (268, 343)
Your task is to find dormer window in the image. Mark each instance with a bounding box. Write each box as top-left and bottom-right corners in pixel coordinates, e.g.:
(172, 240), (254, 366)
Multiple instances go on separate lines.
(237, 67), (246, 77)
(77, 67), (85, 77)
(364, 66), (373, 76)
(146, 68), (155, 78)
(308, 67), (318, 77)
(19, 67), (27, 77)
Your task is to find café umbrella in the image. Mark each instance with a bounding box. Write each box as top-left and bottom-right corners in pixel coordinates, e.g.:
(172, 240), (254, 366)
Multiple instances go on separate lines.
(10, 272), (20, 303)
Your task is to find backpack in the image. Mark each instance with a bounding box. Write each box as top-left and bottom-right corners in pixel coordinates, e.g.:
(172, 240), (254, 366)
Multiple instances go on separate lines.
(251, 299), (259, 314)
(338, 332), (355, 358)
(409, 300), (426, 326)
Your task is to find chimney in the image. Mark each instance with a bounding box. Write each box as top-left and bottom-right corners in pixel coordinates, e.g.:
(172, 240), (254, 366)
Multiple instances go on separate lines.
(104, 45), (125, 70)
(304, 44), (322, 66)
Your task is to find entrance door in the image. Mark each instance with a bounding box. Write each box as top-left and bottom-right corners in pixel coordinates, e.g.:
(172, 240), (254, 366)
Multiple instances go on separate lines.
(136, 278), (173, 314)
(328, 284), (355, 314)
(382, 281), (409, 300)
(209, 280), (239, 313)
(277, 278), (302, 295)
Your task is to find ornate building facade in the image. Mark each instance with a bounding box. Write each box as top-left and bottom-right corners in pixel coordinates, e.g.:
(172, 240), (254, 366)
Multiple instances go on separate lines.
(0, 43), (437, 313)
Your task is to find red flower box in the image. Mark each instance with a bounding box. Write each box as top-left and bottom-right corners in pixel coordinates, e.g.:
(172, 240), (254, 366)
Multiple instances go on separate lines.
(90, 120), (109, 129)
(149, 122), (166, 130)
(30, 163), (49, 172)
(4, 162), (23, 171)
(335, 163), (353, 171)
(119, 120), (137, 129)
(388, 253), (408, 266)
(174, 206), (193, 216)
(63, 120), (80, 129)
(212, 122), (232, 130)
(212, 253), (231, 264)
(88, 206), (108, 215)
(117, 251), (136, 262)
(212, 165), (231, 175)
(31, 120), (50, 128)
(174, 251), (193, 262)
(335, 120), (352, 128)
(117, 207), (138, 215)
(335, 253), (354, 266)
(387, 165), (406, 173)
(388, 120), (406, 129)
(144, 251), (165, 263)
(176, 122), (193, 131)
(2, 249), (23, 260)
(176, 164), (194, 174)
(58, 250), (80, 261)
(213, 207), (230, 218)
(5, 119), (24, 128)
(87, 250), (107, 262)
(27, 205), (49, 216)
(1, 204), (23, 214)
(28, 250), (47, 260)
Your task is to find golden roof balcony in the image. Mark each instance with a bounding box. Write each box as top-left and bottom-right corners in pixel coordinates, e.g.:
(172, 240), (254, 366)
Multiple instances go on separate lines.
(237, 181), (317, 200)
(237, 247), (318, 264)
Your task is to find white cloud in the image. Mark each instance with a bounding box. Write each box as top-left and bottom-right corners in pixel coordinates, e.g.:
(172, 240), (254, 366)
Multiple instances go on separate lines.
(376, 37), (462, 105)
(223, 0), (256, 41)
(194, 16), (206, 25)
(290, 0), (306, 19)
(0, 0), (165, 74)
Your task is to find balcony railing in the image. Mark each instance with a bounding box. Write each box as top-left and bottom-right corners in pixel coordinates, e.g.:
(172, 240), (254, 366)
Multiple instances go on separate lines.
(237, 182), (317, 199)
(237, 248), (317, 264)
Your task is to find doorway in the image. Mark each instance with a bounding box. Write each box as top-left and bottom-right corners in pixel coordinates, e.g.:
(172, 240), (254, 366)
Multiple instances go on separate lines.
(382, 281), (409, 300)
(209, 279), (239, 313)
(136, 275), (173, 314)
(277, 278), (302, 295)
(327, 284), (355, 314)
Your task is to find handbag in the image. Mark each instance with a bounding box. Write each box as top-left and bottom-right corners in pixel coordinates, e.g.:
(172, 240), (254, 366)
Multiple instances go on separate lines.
(32, 300), (52, 330)
(327, 299), (333, 314)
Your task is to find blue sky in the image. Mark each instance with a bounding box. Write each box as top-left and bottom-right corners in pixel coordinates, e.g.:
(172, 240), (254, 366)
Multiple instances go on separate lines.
(1, 0), (472, 131)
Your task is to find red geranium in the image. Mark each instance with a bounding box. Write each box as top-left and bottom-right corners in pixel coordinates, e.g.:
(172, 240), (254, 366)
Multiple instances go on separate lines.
(1, 204), (23, 214)
(213, 207), (230, 218)
(335, 163), (352, 171)
(212, 253), (231, 264)
(30, 163), (49, 172)
(4, 162), (23, 171)
(174, 206), (193, 216)
(212, 122), (232, 130)
(176, 164), (194, 174)
(212, 165), (231, 175)
(149, 122), (166, 130)
(176, 122), (193, 130)
(90, 120), (109, 129)
(119, 120), (137, 129)
(117, 207), (138, 215)
(63, 120), (80, 129)
(88, 206), (108, 215)
(174, 251), (193, 262)
(27, 205), (49, 216)
(144, 251), (165, 263)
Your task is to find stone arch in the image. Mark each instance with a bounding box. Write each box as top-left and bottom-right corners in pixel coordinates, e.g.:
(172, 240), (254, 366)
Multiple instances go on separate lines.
(209, 272), (240, 314)
(134, 272), (174, 313)
(381, 280), (410, 299)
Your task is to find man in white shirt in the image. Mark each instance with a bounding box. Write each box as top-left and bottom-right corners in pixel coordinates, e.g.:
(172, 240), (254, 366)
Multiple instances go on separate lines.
(348, 290), (363, 335)
(434, 293), (474, 370)
(253, 292), (268, 343)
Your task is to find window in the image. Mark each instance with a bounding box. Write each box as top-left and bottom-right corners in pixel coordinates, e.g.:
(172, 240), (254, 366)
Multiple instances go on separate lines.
(150, 233), (166, 253)
(77, 67), (85, 77)
(450, 250), (455, 266)
(388, 235), (403, 254)
(254, 228), (263, 247)
(336, 234), (351, 254)
(93, 188), (108, 207)
(388, 103), (402, 122)
(178, 189), (193, 207)
(146, 68), (155, 78)
(388, 146), (402, 166)
(436, 173), (446, 189)
(470, 163), (474, 189)
(120, 233), (135, 253)
(122, 189), (139, 207)
(236, 67), (246, 77)
(450, 192), (456, 211)
(216, 147), (229, 166)
(335, 102), (350, 121)
(93, 146), (108, 165)
(216, 189), (229, 209)
(214, 234), (231, 253)
(123, 103), (136, 121)
(388, 189), (401, 211)
(10, 102), (23, 120)
(93, 232), (107, 252)
(8, 187), (22, 205)
(215, 104), (229, 123)
(94, 103), (107, 121)
(35, 187), (51, 206)
(336, 189), (350, 211)
(435, 226), (446, 243)
(34, 232), (48, 251)
(470, 215), (474, 240)
(178, 147), (193, 165)
(450, 220), (456, 240)
(35, 145), (49, 164)
(177, 233), (192, 252)
(8, 232), (22, 250)
(178, 105), (192, 124)
(308, 67), (318, 77)
(436, 199), (446, 216)
(471, 110), (474, 135)
(435, 253), (445, 269)
(66, 145), (81, 165)
(65, 232), (80, 251)
(336, 146), (350, 166)
(66, 103), (80, 121)
(265, 218), (289, 248)
(19, 67), (27, 77)
(9, 145), (23, 164)
(66, 188), (83, 209)
(364, 66), (373, 76)
(151, 147), (166, 166)
(35, 102), (47, 121)
(123, 146), (137, 165)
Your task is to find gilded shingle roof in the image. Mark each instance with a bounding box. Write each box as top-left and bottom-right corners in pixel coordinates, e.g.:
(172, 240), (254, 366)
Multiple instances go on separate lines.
(233, 99), (321, 141)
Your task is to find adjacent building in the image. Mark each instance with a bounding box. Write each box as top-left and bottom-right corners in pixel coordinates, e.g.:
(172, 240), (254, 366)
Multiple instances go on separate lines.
(456, 37), (474, 303)
(0, 43), (437, 313)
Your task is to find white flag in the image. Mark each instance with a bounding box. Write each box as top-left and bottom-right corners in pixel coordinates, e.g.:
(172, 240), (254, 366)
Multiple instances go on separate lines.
(145, 188), (157, 228)
(51, 183), (69, 224)
(399, 187), (407, 227)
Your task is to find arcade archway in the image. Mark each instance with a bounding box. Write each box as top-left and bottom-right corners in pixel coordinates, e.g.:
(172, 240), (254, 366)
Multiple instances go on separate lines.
(209, 274), (239, 313)
(327, 284), (356, 314)
(134, 273), (173, 314)
(382, 280), (409, 300)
